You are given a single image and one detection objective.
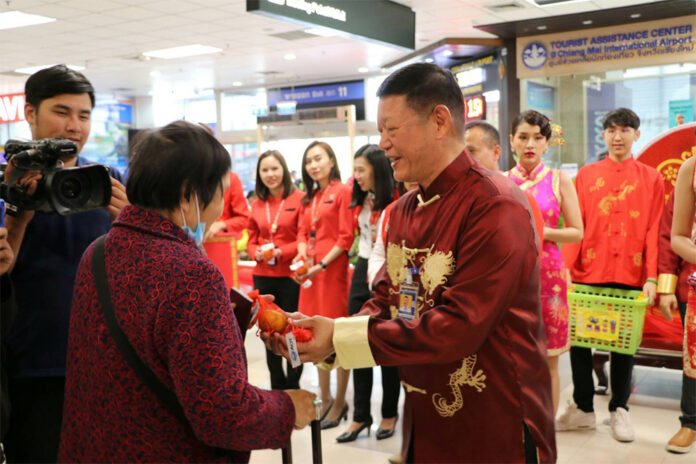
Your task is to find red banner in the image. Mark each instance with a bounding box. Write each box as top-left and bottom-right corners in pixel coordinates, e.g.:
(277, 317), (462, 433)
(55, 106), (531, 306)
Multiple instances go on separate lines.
(636, 121), (696, 200)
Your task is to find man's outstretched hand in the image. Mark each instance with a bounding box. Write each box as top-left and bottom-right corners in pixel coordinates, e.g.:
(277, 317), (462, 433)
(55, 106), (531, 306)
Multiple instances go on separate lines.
(261, 314), (336, 364)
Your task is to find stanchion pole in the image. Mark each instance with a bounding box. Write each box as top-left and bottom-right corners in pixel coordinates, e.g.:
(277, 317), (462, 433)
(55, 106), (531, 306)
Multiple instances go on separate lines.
(311, 398), (323, 464)
(281, 440), (292, 464)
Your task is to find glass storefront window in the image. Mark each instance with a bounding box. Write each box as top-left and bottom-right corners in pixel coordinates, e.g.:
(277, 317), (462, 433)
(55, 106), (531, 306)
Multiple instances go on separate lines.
(521, 64), (696, 171)
(220, 90), (267, 132)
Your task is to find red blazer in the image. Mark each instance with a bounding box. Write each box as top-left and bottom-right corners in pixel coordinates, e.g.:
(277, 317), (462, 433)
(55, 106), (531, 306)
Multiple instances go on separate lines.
(247, 189), (304, 278)
(219, 172), (250, 237)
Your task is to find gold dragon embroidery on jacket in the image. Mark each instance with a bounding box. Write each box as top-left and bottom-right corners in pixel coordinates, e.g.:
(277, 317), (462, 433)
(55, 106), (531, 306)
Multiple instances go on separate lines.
(432, 355), (487, 417)
(385, 242), (455, 317)
(597, 180), (638, 216)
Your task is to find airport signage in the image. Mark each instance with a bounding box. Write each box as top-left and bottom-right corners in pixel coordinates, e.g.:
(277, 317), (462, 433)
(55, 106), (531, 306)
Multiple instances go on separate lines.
(517, 15), (696, 78)
(0, 93), (25, 124)
(465, 96), (486, 121)
(267, 80), (364, 107)
(247, 0), (415, 50)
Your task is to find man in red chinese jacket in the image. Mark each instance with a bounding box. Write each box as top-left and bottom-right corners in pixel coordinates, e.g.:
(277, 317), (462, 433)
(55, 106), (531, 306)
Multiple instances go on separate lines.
(557, 108), (664, 443)
(270, 63), (556, 463)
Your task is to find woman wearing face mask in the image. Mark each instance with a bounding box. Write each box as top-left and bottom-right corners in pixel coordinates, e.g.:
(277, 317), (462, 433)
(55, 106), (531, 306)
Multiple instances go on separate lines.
(59, 121), (316, 463)
(247, 150), (305, 390)
(505, 110), (583, 415)
(294, 141), (353, 429)
(336, 145), (400, 443)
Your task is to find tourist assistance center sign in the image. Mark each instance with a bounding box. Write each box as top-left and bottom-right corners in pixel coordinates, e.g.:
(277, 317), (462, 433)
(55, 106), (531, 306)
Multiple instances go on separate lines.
(517, 16), (696, 78)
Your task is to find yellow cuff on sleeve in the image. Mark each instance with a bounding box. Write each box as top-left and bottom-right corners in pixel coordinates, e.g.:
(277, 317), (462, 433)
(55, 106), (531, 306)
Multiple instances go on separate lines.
(657, 273), (678, 295)
(332, 316), (377, 369)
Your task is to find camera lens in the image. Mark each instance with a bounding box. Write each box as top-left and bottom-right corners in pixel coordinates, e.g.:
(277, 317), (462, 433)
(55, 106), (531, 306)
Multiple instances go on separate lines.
(52, 171), (91, 208)
(60, 178), (82, 199)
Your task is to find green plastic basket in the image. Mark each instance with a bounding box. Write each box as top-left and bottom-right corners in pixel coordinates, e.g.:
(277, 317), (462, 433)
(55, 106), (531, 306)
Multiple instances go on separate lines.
(568, 284), (648, 355)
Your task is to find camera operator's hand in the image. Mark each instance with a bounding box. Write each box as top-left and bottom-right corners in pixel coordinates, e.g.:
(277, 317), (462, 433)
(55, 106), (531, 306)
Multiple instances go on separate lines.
(0, 227), (14, 275)
(107, 177), (129, 221)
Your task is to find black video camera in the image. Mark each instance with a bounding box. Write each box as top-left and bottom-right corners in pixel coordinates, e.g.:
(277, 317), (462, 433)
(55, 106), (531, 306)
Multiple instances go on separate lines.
(0, 138), (111, 216)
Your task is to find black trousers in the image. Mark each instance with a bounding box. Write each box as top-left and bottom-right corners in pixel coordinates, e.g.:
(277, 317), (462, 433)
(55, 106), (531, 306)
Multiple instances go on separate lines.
(570, 283), (639, 413)
(348, 258), (400, 423)
(253, 275), (303, 390)
(4, 376), (65, 463)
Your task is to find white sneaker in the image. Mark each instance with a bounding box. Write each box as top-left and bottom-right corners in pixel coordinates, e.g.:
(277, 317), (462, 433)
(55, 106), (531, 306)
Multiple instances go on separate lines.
(555, 401), (596, 431)
(609, 407), (635, 442)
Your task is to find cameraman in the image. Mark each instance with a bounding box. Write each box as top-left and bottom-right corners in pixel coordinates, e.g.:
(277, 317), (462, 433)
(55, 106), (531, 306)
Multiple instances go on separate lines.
(2, 65), (128, 463)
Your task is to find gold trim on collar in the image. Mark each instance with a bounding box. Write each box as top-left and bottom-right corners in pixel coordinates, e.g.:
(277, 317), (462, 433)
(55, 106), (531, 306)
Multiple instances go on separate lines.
(514, 166), (551, 192)
(417, 193), (441, 208)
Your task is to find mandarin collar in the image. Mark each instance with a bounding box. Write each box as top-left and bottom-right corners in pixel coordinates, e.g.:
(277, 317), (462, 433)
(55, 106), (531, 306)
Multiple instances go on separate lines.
(113, 204), (196, 247)
(513, 162), (545, 181)
(419, 150), (472, 201)
(601, 155), (635, 168)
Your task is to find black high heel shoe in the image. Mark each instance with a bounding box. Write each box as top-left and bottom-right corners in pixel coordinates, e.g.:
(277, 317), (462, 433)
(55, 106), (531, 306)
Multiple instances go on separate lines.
(318, 398), (335, 422)
(376, 415), (398, 440)
(320, 404), (348, 430)
(336, 419), (372, 443)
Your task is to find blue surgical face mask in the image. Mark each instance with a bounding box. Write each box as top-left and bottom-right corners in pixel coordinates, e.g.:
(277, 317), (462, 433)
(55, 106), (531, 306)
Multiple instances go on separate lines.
(180, 192), (206, 247)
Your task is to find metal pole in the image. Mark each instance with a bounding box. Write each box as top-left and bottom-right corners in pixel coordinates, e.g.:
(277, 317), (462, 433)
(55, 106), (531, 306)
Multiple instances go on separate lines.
(311, 398), (323, 464)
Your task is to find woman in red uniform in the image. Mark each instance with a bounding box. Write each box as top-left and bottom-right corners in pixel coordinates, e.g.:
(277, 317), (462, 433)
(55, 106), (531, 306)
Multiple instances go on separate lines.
(247, 150), (305, 390)
(295, 141), (353, 428)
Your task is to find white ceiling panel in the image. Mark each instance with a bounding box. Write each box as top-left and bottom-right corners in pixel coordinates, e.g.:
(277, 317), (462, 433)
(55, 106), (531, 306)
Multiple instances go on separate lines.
(22, 4), (91, 19)
(0, 0), (671, 96)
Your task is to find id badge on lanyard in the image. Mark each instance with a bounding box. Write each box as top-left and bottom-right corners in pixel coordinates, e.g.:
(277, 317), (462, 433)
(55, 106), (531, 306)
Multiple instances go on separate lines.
(398, 267), (419, 321)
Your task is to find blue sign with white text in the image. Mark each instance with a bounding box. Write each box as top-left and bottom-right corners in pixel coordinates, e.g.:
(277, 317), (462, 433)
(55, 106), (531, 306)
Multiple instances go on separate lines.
(267, 81), (364, 107)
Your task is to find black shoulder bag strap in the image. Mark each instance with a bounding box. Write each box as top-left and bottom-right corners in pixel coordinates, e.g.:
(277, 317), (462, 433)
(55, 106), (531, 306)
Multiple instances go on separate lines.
(91, 235), (190, 428)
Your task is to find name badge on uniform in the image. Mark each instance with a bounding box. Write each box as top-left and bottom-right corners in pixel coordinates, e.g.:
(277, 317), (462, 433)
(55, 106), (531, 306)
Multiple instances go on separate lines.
(398, 267), (419, 321)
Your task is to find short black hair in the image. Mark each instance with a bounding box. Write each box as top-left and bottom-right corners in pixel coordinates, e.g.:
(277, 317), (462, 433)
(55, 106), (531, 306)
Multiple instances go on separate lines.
(602, 108), (640, 130)
(464, 121), (500, 147)
(255, 150), (295, 201)
(126, 120), (231, 210)
(301, 141), (342, 206)
(25, 64), (95, 109)
(377, 63), (465, 134)
(350, 144), (394, 212)
(512, 110), (551, 140)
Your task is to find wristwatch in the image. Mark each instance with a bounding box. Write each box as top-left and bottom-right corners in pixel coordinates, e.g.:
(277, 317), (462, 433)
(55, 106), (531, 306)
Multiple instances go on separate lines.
(319, 260), (328, 270)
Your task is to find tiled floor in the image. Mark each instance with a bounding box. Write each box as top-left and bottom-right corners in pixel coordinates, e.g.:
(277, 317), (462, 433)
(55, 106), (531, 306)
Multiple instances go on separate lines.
(243, 333), (694, 463)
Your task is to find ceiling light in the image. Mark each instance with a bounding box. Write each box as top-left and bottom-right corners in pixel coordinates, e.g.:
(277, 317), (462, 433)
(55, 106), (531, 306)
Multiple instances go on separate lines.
(443, 50), (453, 57)
(582, 20), (592, 25)
(425, 58), (434, 63)
(537, 25), (547, 30)
(630, 13), (641, 19)
(142, 44), (222, 60)
(304, 27), (336, 37)
(232, 81), (243, 86)
(284, 53), (296, 60)
(14, 64), (85, 74)
(0, 10), (55, 31)
(358, 67), (369, 73)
